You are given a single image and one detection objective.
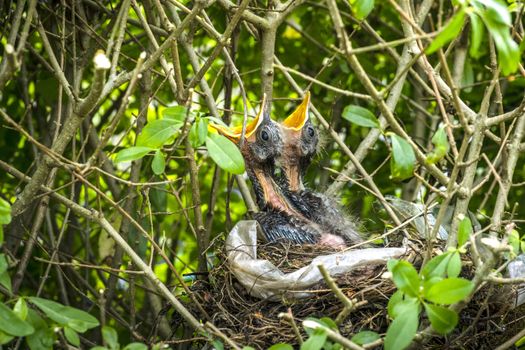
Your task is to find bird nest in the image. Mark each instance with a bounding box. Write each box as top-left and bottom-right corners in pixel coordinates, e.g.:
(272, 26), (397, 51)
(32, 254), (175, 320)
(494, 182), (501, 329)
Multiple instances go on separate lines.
(171, 236), (524, 349)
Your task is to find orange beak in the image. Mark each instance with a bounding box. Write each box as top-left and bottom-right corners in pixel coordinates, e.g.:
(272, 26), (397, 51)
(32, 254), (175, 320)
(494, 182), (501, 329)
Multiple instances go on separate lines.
(208, 94), (268, 142)
(281, 91), (310, 131)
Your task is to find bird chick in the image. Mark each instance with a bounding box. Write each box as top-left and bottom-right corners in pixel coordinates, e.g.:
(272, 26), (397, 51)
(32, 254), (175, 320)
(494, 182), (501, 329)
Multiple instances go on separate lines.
(276, 92), (364, 247)
(209, 95), (328, 246)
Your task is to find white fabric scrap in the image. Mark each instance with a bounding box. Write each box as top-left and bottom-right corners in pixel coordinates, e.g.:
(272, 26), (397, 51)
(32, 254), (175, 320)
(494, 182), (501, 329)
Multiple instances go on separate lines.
(225, 220), (407, 300)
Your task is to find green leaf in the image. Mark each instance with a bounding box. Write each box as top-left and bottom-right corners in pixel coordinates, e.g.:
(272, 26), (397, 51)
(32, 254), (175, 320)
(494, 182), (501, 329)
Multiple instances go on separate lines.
(457, 217), (472, 247)
(268, 344), (294, 350)
(14, 298), (29, 320)
(122, 344), (148, 350)
(0, 271), (12, 293)
(242, 347), (256, 350)
(102, 326), (119, 350)
(351, 330), (380, 345)
(319, 317), (338, 330)
(0, 254), (7, 275)
(162, 106), (187, 122)
(426, 126), (450, 164)
(342, 105), (380, 128)
(447, 252), (462, 278)
(114, 146), (153, 163)
(211, 339), (224, 350)
(389, 259), (421, 297)
(301, 329), (327, 350)
(0, 197), (11, 225)
(425, 278), (474, 304)
(516, 335), (525, 347)
(0, 301), (34, 336)
(91, 347), (109, 350)
(387, 290), (404, 318)
(422, 252), (453, 279)
(426, 10), (465, 54)
(349, 0), (375, 20)
(26, 310), (55, 350)
(205, 133), (245, 175)
(64, 327), (80, 347)
(478, 0), (521, 75)
(0, 331), (14, 345)
(384, 302), (419, 350)
(151, 150), (166, 175)
(469, 13), (484, 58)
(136, 119), (183, 148)
(423, 303), (458, 334)
(389, 134), (416, 181)
(508, 229), (520, 255)
(28, 297), (99, 332)
(190, 118), (208, 148)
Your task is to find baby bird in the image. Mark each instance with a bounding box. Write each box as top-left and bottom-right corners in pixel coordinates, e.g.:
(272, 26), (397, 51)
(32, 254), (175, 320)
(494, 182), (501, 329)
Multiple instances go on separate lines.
(209, 96), (325, 245)
(276, 92), (364, 247)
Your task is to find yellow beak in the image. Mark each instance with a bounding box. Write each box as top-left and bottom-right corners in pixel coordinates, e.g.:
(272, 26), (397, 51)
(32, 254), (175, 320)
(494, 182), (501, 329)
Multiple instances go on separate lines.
(209, 94), (267, 142)
(281, 91), (310, 131)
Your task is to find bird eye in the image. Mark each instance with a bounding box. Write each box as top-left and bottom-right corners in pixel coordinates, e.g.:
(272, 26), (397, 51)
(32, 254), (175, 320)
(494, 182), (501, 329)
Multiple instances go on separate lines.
(261, 130), (269, 141)
(307, 126), (315, 137)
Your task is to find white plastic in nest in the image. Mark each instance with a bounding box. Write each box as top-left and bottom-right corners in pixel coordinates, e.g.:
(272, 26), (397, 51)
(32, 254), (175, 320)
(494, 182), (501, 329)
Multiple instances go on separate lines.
(225, 220), (407, 300)
(508, 254), (525, 307)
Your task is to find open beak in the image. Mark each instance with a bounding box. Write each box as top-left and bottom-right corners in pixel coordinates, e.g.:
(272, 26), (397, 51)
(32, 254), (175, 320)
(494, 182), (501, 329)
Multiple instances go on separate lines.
(209, 94), (268, 142)
(278, 92), (311, 191)
(281, 91), (310, 131)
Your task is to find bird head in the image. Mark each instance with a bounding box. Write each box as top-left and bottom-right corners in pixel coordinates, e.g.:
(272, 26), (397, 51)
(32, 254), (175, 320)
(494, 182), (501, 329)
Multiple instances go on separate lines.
(209, 94), (282, 164)
(278, 92), (319, 191)
(209, 95), (288, 211)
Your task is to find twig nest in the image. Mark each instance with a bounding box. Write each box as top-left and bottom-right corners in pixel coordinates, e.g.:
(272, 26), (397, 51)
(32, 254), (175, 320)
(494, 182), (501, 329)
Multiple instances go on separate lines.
(225, 220), (407, 300)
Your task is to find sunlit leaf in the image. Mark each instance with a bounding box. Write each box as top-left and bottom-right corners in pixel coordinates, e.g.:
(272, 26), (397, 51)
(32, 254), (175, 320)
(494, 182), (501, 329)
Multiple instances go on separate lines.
(0, 302), (34, 336)
(0, 198), (11, 225)
(102, 326), (119, 350)
(457, 217), (472, 247)
(190, 118), (209, 148)
(114, 147), (153, 163)
(422, 252), (453, 279)
(342, 105), (380, 128)
(136, 119), (183, 148)
(387, 290), (404, 319)
(205, 133), (245, 175)
(469, 13), (484, 58)
(389, 134), (416, 181)
(64, 327), (80, 347)
(476, 0), (521, 75)
(351, 330), (380, 345)
(28, 297), (99, 332)
(151, 150), (166, 175)
(268, 344), (294, 350)
(426, 10), (465, 54)
(424, 303), (458, 334)
(14, 298), (28, 320)
(26, 310), (55, 350)
(384, 301), (419, 350)
(508, 229), (521, 255)
(426, 126), (450, 164)
(301, 328), (327, 350)
(349, 0), (375, 20)
(211, 340), (224, 350)
(122, 344), (148, 350)
(447, 252), (462, 278)
(0, 331), (14, 345)
(388, 259), (420, 297)
(425, 278), (474, 304)
(162, 106), (187, 122)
